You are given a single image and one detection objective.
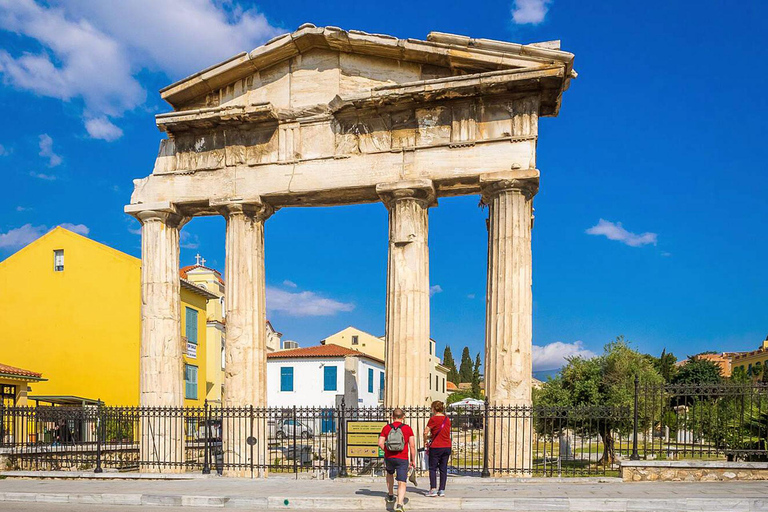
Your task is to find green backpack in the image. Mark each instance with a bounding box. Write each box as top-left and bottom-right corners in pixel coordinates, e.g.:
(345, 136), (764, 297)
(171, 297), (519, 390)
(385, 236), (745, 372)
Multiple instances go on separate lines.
(385, 423), (406, 452)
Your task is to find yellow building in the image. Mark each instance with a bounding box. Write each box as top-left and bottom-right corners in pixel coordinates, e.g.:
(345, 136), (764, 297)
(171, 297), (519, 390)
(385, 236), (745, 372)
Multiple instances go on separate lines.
(731, 336), (768, 379)
(1, 363), (46, 406)
(0, 226), (219, 406)
(320, 326), (450, 402)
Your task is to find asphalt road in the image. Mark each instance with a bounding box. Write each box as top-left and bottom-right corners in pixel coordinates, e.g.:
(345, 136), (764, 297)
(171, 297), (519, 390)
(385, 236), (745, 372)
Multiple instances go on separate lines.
(0, 506), (462, 512)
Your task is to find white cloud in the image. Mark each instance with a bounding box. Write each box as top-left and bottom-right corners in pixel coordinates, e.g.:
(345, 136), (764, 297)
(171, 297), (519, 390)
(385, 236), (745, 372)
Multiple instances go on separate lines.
(29, 171), (56, 180)
(0, 0), (281, 140)
(467, 293), (476, 299)
(533, 340), (596, 371)
(16, 206), (30, 212)
(38, 134), (62, 167)
(512, 0), (552, 24)
(84, 117), (123, 141)
(267, 287), (355, 317)
(586, 219), (658, 247)
(0, 223), (46, 248)
(180, 231), (200, 249)
(283, 279), (298, 288)
(59, 222), (89, 235)
(0, 143), (9, 156)
(429, 284), (443, 297)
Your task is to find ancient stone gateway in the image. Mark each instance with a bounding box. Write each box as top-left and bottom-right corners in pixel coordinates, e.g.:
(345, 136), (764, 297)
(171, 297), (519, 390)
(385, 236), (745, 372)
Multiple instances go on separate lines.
(126, 24), (575, 475)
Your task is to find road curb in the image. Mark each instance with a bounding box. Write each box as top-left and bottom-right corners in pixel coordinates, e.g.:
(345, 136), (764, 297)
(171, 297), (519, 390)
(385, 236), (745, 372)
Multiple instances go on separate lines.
(0, 492), (765, 510)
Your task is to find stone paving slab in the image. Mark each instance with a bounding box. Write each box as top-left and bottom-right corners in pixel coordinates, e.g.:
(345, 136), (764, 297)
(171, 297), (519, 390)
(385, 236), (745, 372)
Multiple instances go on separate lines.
(0, 478), (766, 510)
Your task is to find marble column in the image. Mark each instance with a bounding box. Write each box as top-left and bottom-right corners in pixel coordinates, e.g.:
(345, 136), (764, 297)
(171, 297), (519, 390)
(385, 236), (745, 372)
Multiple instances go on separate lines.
(377, 180), (434, 408)
(218, 200), (274, 477)
(480, 171), (539, 475)
(135, 208), (187, 472)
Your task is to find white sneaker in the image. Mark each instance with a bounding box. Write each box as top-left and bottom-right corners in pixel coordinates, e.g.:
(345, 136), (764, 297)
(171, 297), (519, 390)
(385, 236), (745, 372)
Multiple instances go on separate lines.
(438, 490), (446, 497)
(426, 489), (438, 497)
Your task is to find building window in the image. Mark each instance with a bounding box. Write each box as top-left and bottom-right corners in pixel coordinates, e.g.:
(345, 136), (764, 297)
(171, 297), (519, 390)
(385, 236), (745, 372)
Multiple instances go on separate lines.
(435, 375), (439, 391)
(442, 378), (445, 394)
(53, 249), (64, 272)
(380, 371), (385, 400)
(368, 368), (374, 393)
(324, 365), (337, 391)
(221, 344), (225, 370)
(1, 385), (17, 407)
(185, 307), (198, 344)
(352, 335), (359, 345)
(429, 342), (432, 355)
(184, 364), (198, 400)
(281, 367), (294, 392)
(429, 372), (432, 390)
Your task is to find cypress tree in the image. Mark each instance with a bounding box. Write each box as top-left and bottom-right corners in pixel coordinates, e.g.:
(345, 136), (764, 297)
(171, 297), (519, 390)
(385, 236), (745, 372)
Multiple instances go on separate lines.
(443, 346), (459, 384)
(471, 353), (482, 397)
(459, 347), (473, 383)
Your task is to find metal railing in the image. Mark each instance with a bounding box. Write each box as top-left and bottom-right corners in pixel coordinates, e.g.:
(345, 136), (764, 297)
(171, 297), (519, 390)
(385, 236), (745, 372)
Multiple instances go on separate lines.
(1, 383), (766, 476)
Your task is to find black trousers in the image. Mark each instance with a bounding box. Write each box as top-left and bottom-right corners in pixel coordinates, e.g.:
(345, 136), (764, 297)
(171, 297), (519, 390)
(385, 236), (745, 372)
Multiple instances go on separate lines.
(428, 447), (451, 490)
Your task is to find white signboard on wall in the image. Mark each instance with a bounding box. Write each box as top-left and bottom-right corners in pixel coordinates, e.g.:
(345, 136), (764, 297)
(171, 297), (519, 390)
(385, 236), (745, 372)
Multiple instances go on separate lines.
(186, 342), (197, 359)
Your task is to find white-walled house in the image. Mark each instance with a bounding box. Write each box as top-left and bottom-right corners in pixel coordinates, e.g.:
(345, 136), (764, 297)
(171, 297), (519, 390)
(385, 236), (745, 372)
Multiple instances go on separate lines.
(267, 345), (384, 409)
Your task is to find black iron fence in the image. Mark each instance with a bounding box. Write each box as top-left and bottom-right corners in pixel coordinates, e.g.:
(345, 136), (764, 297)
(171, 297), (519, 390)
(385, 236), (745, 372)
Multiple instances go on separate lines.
(1, 383), (766, 477)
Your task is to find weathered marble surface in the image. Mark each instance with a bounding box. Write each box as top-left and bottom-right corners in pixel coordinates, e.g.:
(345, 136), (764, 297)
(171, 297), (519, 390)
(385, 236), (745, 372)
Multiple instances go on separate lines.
(378, 181), (434, 407)
(622, 461), (768, 482)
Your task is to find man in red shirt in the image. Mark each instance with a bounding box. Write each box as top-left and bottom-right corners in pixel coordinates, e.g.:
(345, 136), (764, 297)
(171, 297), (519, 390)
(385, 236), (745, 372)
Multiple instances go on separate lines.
(378, 408), (416, 511)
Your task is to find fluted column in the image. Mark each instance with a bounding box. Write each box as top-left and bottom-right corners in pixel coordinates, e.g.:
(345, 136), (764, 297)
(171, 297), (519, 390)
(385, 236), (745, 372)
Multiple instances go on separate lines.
(218, 199), (274, 477)
(481, 170), (539, 475)
(377, 180), (434, 408)
(135, 207), (187, 472)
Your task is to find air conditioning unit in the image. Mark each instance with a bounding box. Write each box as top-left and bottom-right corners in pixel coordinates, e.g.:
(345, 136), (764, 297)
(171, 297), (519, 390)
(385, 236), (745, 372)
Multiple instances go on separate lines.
(282, 340), (299, 349)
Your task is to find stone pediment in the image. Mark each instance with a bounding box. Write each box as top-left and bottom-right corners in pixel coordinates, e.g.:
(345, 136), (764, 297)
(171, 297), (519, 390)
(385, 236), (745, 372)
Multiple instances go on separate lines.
(159, 24), (575, 120)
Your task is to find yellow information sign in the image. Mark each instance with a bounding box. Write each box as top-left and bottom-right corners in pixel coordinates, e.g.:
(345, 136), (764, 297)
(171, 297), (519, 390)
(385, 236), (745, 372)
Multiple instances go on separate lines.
(346, 420), (387, 458)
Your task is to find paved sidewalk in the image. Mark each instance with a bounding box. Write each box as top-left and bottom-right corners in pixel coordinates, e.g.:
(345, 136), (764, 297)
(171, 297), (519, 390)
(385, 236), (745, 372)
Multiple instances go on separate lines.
(0, 475), (767, 511)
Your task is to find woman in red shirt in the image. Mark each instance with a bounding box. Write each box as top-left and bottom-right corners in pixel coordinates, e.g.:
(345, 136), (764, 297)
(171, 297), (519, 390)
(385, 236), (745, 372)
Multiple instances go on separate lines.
(423, 400), (451, 497)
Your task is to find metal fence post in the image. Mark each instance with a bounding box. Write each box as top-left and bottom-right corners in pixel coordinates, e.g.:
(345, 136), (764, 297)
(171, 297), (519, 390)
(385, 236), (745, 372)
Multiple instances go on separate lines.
(202, 400), (211, 475)
(292, 405), (298, 476)
(94, 399), (103, 473)
(630, 375), (640, 461)
(338, 398), (348, 477)
(481, 397), (490, 478)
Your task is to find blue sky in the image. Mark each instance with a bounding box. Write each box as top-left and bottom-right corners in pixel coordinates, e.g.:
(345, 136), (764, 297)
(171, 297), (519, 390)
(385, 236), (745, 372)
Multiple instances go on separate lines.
(1, 0), (767, 372)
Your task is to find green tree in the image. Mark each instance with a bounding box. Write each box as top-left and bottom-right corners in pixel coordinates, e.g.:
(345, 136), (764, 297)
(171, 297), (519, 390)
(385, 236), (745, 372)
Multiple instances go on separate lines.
(534, 336), (663, 464)
(446, 390), (476, 405)
(672, 357), (723, 385)
(471, 353), (482, 397)
(654, 348), (678, 383)
(459, 347), (474, 383)
(731, 366), (749, 383)
(442, 346), (459, 384)
(751, 362), (764, 380)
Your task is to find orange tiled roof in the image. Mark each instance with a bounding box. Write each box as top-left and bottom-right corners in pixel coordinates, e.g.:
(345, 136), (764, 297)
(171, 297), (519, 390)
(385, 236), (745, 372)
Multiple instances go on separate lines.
(0, 363), (43, 379)
(180, 264), (224, 285)
(268, 344), (383, 364)
(446, 381), (458, 391)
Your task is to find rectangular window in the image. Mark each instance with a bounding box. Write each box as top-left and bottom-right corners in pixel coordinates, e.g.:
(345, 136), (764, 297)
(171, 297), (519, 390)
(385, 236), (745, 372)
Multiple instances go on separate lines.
(324, 365), (338, 391)
(352, 335), (359, 345)
(442, 378), (445, 394)
(380, 371), (385, 394)
(184, 364), (198, 400)
(429, 372), (432, 390)
(185, 307), (198, 344)
(435, 375), (439, 391)
(368, 368), (374, 393)
(221, 344), (225, 370)
(281, 367), (294, 392)
(429, 342), (432, 355)
(53, 249), (64, 272)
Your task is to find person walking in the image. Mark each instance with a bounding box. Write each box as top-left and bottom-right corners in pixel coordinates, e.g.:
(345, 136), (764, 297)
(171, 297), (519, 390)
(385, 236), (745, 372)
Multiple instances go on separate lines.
(423, 400), (451, 497)
(378, 408), (416, 511)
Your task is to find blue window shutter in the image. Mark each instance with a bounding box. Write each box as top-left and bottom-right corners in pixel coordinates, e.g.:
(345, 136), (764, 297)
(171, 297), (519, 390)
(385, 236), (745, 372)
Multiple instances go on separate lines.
(281, 367), (294, 392)
(324, 366), (337, 391)
(185, 364), (198, 399)
(368, 368), (374, 393)
(185, 307), (198, 344)
(380, 371), (385, 392)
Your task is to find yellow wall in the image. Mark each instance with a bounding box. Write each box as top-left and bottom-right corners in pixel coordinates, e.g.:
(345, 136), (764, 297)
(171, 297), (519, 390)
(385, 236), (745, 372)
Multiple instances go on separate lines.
(322, 326), (385, 360)
(181, 287), (208, 407)
(0, 227), (213, 406)
(0, 377), (34, 406)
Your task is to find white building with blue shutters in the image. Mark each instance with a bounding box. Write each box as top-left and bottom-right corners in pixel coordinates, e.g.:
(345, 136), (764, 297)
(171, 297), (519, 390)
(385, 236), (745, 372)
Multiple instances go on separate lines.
(266, 344), (384, 409)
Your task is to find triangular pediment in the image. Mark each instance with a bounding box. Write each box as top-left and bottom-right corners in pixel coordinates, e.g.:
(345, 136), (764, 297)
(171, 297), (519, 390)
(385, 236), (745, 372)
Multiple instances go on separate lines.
(160, 24), (575, 113)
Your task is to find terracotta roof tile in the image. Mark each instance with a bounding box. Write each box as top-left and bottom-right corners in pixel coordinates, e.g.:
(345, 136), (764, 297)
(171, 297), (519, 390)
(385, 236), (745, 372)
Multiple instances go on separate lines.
(0, 363), (43, 379)
(267, 344), (383, 364)
(446, 381), (458, 391)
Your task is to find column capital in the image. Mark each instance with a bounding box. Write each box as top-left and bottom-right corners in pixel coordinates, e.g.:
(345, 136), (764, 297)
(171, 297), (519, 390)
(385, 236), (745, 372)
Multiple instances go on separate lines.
(212, 198), (276, 221)
(479, 170), (540, 203)
(376, 179), (436, 209)
(126, 202), (187, 228)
